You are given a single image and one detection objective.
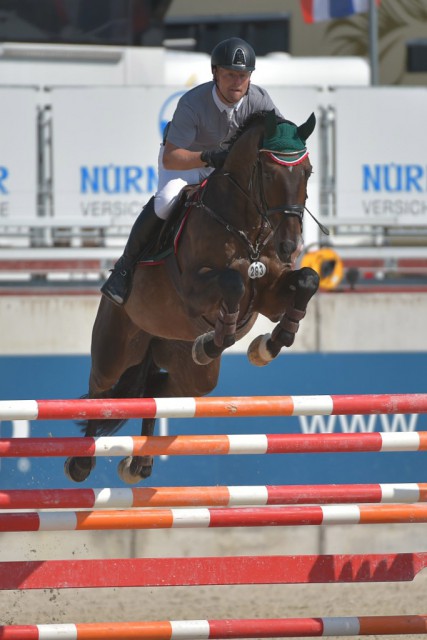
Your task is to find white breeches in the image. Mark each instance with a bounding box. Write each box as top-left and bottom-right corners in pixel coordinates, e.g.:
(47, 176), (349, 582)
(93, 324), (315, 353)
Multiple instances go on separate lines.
(153, 146), (213, 220)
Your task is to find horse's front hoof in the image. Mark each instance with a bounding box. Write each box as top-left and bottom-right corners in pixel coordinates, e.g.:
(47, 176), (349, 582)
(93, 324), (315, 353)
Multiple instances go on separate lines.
(64, 456), (95, 483)
(247, 333), (274, 367)
(192, 332), (215, 365)
(118, 456), (153, 484)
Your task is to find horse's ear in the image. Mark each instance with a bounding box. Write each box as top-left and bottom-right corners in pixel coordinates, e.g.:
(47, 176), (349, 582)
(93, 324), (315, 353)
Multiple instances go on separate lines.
(297, 112), (316, 141)
(264, 110), (277, 139)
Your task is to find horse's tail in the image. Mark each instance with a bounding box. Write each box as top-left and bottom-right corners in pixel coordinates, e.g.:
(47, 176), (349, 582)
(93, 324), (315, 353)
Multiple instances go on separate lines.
(79, 350), (157, 437)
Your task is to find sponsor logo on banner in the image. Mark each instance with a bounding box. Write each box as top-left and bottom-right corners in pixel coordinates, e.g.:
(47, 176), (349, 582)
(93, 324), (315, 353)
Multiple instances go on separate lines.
(0, 165), (9, 217)
(299, 413), (419, 433)
(154, 414), (419, 441)
(81, 165), (158, 194)
(361, 162), (427, 218)
(76, 90), (186, 222)
(79, 164), (157, 218)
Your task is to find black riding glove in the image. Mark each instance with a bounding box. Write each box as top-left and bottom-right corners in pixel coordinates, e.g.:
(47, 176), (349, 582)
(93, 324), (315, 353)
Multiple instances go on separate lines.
(200, 149), (228, 169)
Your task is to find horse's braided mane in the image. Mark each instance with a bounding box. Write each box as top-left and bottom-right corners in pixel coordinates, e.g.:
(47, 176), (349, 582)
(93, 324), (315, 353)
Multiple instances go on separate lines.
(226, 110), (290, 150)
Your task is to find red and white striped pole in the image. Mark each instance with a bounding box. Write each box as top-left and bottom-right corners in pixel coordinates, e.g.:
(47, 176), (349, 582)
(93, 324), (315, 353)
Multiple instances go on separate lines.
(0, 393), (427, 420)
(3, 504), (427, 532)
(1, 482), (426, 510)
(1, 615), (427, 639)
(1, 431), (426, 458)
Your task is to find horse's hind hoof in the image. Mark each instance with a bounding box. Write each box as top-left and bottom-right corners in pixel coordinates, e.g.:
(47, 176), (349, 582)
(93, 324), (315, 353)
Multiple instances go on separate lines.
(247, 333), (274, 367)
(118, 456), (153, 484)
(64, 456), (95, 483)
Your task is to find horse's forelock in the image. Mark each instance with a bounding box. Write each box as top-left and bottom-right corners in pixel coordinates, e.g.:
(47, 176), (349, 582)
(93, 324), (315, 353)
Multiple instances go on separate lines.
(226, 111), (281, 150)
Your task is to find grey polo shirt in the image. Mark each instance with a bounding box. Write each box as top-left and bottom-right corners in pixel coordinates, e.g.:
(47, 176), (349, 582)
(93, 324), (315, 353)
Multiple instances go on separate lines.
(166, 81), (283, 152)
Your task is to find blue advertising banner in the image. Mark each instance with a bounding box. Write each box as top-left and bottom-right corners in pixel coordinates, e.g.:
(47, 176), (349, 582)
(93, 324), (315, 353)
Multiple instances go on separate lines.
(1, 353), (426, 489)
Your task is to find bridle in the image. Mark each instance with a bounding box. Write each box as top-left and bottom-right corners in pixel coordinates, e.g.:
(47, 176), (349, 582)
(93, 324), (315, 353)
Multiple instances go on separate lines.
(254, 148), (309, 225)
(220, 147), (313, 232)
(225, 147), (326, 229)
(256, 149), (329, 235)
(193, 146), (328, 261)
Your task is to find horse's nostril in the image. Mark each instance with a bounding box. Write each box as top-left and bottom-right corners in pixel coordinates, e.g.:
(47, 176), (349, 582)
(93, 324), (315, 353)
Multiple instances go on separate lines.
(278, 240), (296, 261)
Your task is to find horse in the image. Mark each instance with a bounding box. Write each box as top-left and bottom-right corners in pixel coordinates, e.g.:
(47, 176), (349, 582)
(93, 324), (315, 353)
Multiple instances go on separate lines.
(65, 109), (321, 484)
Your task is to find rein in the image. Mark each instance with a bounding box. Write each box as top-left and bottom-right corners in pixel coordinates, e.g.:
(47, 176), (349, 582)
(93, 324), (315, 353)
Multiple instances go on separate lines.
(195, 179), (271, 262)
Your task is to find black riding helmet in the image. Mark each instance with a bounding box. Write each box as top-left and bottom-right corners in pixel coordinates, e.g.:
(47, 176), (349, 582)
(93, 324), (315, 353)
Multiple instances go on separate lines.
(211, 37), (256, 72)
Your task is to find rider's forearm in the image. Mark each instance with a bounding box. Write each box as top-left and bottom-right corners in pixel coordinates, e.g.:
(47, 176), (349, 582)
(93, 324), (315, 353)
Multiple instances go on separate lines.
(162, 146), (205, 171)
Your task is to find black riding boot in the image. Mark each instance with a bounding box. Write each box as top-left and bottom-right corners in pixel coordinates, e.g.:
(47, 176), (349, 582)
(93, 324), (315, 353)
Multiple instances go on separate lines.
(101, 197), (163, 306)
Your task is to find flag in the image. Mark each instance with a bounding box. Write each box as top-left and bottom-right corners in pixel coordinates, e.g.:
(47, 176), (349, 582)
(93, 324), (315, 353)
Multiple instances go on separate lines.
(301, 0), (379, 23)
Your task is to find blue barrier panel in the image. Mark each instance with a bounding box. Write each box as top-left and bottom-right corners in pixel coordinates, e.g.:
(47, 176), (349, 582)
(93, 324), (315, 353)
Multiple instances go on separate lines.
(0, 353), (427, 489)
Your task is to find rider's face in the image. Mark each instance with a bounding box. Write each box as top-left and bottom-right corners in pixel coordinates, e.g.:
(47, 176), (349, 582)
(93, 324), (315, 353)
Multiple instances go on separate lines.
(214, 67), (252, 105)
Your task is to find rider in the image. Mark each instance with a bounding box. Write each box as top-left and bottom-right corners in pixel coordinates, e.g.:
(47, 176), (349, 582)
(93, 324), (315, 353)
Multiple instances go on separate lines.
(101, 37), (283, 306)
